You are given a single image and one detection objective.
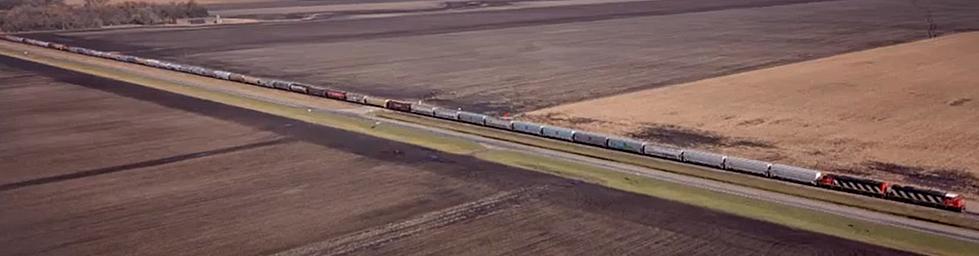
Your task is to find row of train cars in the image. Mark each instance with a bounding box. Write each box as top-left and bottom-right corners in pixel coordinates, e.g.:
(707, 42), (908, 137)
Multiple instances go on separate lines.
(2, 35), (966, 212)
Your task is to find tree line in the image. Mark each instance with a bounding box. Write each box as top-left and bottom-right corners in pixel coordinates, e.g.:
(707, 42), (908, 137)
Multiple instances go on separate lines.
(0, 0), (209, 32)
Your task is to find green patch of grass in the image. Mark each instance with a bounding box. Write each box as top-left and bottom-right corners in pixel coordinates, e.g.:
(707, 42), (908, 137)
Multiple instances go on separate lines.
(376, 111), (979, 231)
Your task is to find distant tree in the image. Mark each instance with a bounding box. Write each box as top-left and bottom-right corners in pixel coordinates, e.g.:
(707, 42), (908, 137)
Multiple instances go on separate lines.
(0, 0), (207, 32)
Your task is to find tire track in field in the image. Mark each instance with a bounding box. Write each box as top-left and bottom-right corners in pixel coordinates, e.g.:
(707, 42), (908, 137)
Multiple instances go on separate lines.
(270, 185), (549, 256)
(0, 137), (295, 193)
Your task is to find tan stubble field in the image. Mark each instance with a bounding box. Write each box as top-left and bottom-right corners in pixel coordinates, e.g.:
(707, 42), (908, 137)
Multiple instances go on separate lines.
(529, 32), (979, 196)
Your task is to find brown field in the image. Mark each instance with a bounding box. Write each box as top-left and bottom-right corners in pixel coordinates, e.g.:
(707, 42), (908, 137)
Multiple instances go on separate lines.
(30, 0), (979, 113)
(0, 55), (911, 255)
(529, 32), (979, 197)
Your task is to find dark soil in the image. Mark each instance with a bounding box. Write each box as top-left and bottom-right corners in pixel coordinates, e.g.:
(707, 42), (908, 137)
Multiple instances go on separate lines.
(629, 123), (775, 149)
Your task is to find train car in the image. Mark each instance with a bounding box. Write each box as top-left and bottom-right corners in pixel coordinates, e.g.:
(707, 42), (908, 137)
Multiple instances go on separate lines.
(307, 85), (328, 97)
(256, 78), (276, 88)
(573, 131), (609, 147)
(541, 126), (575, 141)
(818, 174), (889, 196)
(433, 107), (459, 120)
(724, 157), (771, 177)
(175, 64), (192, 73)
(25, 39), (49, 47)
(2, 35), (24, 43)
(241, 75), (261, 86)
(607, 137), (644, 154)
(109, 54), (127, 62)
(512, 121), (544, 135)
(887, 185), (965, 211)
(193, 67), (212, 76)
(681, 150), (727, 168)
(229, 73), (246, 83)
(67, 46), (85, 54)
(326, 90), (347, 100)
(271, 80), (292, 90)
(143, 59), (162, 68)
(289, 83), (310, 94)
(345, 93), (367, 104)
(410, 104), (436, 116)
(485, 117), (513, 130)
(212, 70), (233, 80)
(769, 164), (821, 184)
(386, 100), (412, 112)
(133, 57), (151, 66)
(364, 96), (389, 107)
(50, 43), (68, 51)
(171, 63), (187, 71)
(166, 62), (183, 71)
(457, 111), (487, 125)
(642, 145), (683, 160)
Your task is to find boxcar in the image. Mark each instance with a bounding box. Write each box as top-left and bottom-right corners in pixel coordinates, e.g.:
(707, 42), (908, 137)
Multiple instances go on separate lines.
(725, 157), (771, 176)
(512, 121), (544, 135)
(433, 108), (459, 120)
(769, 164), (821, 184)
(410, 104), (436, 116)
(485, 117), (513, 130)
(457, 111), (487, 125)
(607, 137), (644, 154)
(386, 100), (412, 112)
(326, 90), (347, 100)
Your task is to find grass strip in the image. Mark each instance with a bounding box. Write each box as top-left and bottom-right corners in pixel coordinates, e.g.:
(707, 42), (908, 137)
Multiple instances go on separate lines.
(376, 110), (979, 231)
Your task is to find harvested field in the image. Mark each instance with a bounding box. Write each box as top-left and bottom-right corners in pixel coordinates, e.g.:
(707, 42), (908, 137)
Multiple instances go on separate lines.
(529, 32), (979, 198)
(28, 0), (979, 113)
(0, 56), (910, 255)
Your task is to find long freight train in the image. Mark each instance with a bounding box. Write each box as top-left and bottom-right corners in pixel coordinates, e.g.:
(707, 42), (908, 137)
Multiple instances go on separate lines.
(2, 35), (965, 212)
